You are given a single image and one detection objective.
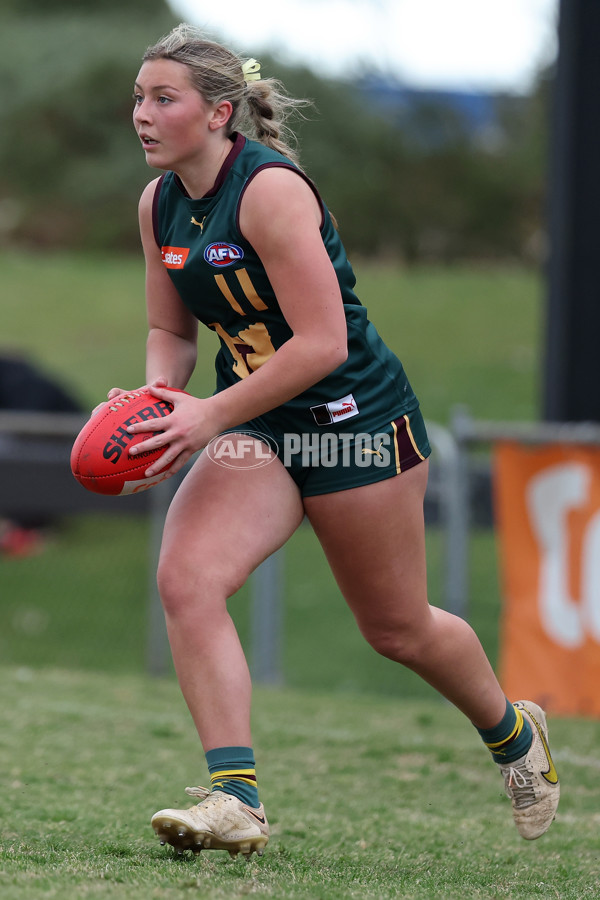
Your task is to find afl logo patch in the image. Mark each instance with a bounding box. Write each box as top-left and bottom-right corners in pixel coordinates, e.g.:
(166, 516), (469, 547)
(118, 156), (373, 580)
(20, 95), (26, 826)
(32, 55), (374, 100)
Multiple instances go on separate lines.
(204, 242), (244, 267)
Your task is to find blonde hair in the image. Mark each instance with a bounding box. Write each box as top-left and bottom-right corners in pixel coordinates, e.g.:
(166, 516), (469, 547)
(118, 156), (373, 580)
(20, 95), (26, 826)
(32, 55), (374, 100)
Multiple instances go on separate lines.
(142, 23), (307, 165)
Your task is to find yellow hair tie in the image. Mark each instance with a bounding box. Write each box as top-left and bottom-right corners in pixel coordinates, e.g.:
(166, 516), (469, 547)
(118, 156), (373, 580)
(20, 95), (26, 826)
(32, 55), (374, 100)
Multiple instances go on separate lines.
(242, 58), (261, 82)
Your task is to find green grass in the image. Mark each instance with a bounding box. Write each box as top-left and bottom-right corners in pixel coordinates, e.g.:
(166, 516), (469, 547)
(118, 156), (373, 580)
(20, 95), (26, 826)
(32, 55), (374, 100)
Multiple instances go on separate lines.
(1, 666), (599, 900)
(358, 264), (543, 425)
(0, 515), (152, 672)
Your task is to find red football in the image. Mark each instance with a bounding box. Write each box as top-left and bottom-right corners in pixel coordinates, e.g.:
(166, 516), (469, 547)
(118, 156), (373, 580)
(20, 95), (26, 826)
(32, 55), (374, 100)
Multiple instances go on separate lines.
(70, 389), (185, 495)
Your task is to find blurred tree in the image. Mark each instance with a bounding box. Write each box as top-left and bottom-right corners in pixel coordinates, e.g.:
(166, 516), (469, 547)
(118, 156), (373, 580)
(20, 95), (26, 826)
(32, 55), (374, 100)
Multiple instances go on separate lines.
(0, 0), (166, 12)
(270, 60), (551, 263)
(0, 2), (550, 261)
(0, 3), (176, 250)
(266, 62), (408, 257)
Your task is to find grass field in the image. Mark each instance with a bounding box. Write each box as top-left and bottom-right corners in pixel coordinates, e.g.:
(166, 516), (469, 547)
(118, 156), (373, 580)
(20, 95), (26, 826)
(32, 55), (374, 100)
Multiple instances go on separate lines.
(2, 666), (599, 900)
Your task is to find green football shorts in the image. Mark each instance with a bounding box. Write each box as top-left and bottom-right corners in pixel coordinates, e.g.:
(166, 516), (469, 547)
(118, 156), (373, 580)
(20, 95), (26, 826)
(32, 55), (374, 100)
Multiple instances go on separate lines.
(215, 404), (431, 497)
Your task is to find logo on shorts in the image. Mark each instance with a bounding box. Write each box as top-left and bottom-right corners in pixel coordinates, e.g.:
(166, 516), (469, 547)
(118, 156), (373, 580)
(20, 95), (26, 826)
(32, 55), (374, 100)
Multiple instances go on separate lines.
(204, 242), (244, 267)
(362, 438), (385, 461)
(205, 431), (278, 469)
(310, 393), (359, 426)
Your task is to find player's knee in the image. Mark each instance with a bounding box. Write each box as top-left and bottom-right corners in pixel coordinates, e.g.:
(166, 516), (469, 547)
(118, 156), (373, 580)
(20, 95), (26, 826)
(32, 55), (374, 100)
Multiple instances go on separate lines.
(360, 621), (429, 667)
(156, 552), (246, 617)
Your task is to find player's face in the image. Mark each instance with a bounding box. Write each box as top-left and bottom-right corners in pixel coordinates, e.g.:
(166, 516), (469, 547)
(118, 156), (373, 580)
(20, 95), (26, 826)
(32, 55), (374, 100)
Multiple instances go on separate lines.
(133, 59), (213, 171)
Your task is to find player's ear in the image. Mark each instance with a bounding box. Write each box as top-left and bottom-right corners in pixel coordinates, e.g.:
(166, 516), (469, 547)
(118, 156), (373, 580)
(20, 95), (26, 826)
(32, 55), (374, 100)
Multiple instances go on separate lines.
(208, 100), (233, 131)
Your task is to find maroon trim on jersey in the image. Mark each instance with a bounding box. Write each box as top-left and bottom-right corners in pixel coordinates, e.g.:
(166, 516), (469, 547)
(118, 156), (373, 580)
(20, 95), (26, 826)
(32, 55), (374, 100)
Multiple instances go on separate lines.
(236, 162), (326, 235)
(151, 135), (244, 248)
(152, 173), (167, 248)
(172, 133), (245, 200)
(205, 132), (246, 197)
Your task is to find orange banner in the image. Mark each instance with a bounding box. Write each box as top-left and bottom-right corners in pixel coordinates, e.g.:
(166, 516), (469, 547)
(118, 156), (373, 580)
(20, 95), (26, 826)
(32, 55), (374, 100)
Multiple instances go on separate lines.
(494, 441), (600, 717)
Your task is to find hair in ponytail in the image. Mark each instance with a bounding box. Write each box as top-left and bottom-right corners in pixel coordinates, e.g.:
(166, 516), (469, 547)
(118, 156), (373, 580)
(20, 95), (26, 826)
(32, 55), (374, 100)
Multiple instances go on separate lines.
(142, 23), (309, 165)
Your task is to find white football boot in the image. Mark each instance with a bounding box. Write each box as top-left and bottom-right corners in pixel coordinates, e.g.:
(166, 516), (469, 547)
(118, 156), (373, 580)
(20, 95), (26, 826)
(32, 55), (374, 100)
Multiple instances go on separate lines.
(151, 786), (269, 858)
(498, 701), (560, 840)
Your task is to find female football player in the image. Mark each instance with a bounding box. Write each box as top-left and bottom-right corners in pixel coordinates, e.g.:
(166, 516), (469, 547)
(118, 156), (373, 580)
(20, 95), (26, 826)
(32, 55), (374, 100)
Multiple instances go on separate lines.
(108, 23), (559, 857)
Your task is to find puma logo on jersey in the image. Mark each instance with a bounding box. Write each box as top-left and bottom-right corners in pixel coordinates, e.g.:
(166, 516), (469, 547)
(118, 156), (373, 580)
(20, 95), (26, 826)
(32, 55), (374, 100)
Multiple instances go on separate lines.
(191, 216), (206, 232)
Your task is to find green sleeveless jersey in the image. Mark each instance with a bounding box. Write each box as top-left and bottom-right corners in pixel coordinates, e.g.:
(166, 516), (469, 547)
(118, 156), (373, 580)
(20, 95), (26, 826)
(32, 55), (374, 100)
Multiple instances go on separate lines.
(154, 133), (420, 435)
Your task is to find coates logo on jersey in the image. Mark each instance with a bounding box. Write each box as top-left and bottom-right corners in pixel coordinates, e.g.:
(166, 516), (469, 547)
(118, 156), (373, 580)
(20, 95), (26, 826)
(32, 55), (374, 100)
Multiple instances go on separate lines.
(161, 246), (190, 269)
(204, 242), (244, 267)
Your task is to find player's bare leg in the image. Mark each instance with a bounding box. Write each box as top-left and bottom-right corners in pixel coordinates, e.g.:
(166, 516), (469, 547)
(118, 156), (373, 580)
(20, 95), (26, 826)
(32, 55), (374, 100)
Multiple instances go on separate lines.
(304, 460), (506, 728)
(151, 436), (303, 855)
(304, 460), (559, 838)
(157, 436), (303, 750)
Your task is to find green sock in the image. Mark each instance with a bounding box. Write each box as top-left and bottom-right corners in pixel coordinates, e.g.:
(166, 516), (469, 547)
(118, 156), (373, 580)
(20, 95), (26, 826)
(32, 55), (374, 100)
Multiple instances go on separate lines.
(205, 746), (260, 808)
(477, 698), (533, 764)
